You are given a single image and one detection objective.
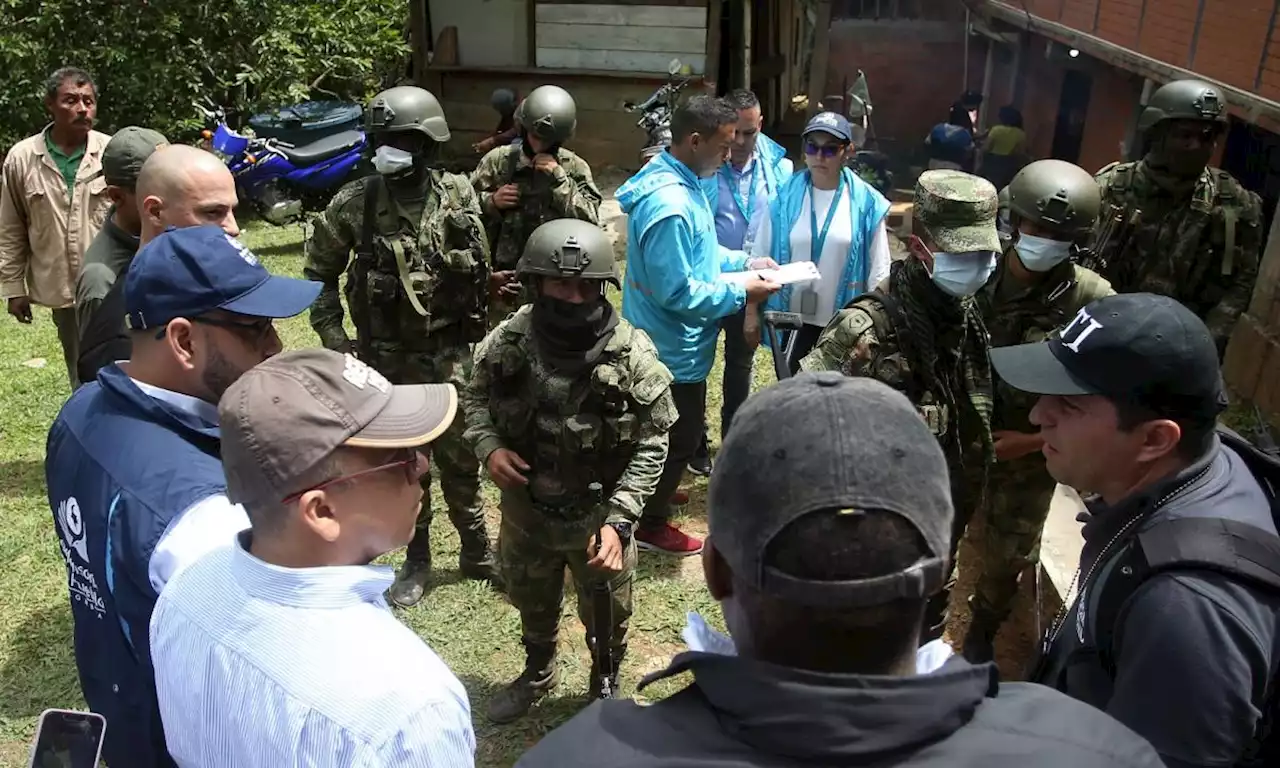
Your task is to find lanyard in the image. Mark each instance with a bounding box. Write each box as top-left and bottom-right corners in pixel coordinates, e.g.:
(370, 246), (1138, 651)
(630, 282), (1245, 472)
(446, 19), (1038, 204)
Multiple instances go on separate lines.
(809, 174), (844, 264)
(721, 159), (759, 226)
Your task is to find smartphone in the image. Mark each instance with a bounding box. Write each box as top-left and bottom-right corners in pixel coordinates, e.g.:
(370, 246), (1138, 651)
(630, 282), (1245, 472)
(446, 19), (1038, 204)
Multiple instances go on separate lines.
(28, 709), (106, 768)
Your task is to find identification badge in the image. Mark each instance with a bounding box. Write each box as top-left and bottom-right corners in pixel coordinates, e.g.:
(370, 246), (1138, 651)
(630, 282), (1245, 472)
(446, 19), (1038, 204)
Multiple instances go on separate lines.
(800, 289), (819, 316)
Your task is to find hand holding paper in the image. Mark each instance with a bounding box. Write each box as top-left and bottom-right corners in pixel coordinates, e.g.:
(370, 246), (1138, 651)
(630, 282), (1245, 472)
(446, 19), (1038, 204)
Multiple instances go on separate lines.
(724, 261), (821, 288)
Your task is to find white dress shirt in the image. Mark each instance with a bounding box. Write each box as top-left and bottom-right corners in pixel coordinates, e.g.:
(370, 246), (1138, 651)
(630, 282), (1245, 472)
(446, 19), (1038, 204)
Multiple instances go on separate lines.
(129, 378), (248, 592)
(150, 532), (476, 768)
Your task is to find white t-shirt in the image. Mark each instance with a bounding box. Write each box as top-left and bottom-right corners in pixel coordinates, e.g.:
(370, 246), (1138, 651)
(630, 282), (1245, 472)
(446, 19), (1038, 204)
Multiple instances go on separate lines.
(753, 188), (892, 327)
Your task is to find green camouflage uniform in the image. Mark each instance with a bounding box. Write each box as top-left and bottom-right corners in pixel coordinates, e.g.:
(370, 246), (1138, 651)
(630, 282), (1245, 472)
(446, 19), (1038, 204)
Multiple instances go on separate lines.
(971, 256), (1113, 627)
(303, 170), (494, 573)
(1090, 161), (1261, 353)
(800, 170), (1000, 639)
(464, 305), (676, 714)
(472, 83), (603, 326)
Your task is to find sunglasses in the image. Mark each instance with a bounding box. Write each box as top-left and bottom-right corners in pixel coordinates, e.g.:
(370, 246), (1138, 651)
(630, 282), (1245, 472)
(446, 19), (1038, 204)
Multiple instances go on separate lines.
(804, 140), (843, 158)
(154, 314), (274, 343)
(282, 449), (423, 504)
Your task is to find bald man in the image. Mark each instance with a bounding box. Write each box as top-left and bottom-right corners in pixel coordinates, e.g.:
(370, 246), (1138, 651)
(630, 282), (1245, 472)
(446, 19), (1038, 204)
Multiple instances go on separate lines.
(77, 145), (240, 383)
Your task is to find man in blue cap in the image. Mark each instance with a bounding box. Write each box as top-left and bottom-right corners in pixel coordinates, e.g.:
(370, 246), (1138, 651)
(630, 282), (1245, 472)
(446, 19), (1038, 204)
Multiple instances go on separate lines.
(44, 224), (320, 768)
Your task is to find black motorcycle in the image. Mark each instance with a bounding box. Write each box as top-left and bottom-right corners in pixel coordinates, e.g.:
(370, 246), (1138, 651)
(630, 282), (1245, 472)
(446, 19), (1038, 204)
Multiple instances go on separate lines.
(623, 59), (691, 166)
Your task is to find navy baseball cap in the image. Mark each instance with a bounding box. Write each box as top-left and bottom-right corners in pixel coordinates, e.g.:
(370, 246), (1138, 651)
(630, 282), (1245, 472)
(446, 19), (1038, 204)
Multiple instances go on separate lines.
(125, 225), (321, 331)
(990, 293), (1228, 422)
(803, 111), (853, 143)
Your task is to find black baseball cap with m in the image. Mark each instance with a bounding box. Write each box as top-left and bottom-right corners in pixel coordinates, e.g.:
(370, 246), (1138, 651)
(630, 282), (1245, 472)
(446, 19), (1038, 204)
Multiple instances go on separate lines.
(990, 293), (1228, 422)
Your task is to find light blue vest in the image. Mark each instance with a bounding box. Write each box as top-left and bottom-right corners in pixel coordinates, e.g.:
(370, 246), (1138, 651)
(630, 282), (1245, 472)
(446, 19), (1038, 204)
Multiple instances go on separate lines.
(764, 167), (891, 315)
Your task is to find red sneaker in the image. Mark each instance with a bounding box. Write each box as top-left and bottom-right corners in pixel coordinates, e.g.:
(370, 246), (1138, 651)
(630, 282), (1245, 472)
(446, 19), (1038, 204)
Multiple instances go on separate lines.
(670, 489), (690, 506)
(635, 522), (703, 556)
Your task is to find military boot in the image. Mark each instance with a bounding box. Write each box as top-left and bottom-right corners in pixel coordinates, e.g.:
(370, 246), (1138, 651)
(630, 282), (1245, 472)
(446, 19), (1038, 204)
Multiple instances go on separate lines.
(487, 644), (559, 723)
(389, 558), (431, 608)
(458, 530), (500, 585)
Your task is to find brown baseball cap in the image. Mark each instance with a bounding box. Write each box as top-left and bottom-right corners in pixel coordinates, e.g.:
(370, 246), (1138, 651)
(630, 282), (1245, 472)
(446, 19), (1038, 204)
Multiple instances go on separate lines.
(218, 348), (457, 508)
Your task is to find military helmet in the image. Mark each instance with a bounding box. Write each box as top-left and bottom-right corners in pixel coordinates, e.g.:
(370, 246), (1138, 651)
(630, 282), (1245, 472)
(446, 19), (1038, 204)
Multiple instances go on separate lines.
(517, 85), (577, 144)
(366, 86), (450, 142)
(1136, 79), (1229, 135)
(518, 219), (619, 287)
(1006, 159), (1100, 239)
(996, 185), (1015, 251)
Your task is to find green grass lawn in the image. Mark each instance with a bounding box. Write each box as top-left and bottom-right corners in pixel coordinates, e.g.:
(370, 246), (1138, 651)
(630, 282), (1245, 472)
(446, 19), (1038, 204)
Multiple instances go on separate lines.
(0, 219), (781, 767)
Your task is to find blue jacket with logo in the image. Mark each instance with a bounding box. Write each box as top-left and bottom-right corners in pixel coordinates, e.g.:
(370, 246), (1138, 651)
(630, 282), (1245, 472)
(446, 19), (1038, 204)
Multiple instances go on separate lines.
(46, 365), (225, 768)
(618, 150), (748, 383)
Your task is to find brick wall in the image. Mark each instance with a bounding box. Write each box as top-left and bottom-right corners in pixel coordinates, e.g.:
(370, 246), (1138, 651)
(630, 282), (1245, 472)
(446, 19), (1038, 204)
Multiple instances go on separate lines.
(986, 36), (1141, 173)
(992, 0), (1278, 97)
(824, 19), (986, 156)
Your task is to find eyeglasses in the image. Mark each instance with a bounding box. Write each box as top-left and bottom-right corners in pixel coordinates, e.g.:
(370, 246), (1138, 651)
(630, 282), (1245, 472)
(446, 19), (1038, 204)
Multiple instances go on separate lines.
(804, 140), (843, 158)
(154, 314), (274, 342)
(282, 449), (423, 504)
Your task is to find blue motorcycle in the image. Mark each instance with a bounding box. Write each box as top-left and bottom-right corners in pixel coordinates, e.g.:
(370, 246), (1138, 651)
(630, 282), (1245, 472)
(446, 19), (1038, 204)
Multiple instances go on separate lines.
(196, 100), (370, 225)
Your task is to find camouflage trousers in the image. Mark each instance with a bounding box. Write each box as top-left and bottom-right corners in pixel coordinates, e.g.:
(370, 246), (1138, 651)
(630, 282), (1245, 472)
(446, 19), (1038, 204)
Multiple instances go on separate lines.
(364, 342), (489, 568)
(969, 456), (1057, 627)
(498, 488), (635, 658)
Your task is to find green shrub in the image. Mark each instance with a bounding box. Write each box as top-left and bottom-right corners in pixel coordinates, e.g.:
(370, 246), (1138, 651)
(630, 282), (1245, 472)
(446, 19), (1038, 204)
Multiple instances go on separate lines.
(0, 0), (410, 151)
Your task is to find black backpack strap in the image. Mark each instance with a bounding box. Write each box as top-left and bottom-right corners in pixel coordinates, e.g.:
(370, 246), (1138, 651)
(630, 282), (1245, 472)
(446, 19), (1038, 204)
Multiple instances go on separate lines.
(1139, 518), (1280, 590)
(358, 175), (381, 261)
(77, 277), (132, 384)
(862, 288), (924, 404)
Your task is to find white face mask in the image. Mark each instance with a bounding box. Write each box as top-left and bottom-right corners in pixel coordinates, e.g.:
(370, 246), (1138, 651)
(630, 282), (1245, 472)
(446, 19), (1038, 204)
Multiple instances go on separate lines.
(929, 250), (998, 298)
(372, 145), (415, 176)
(1016, 233), (1073, 272)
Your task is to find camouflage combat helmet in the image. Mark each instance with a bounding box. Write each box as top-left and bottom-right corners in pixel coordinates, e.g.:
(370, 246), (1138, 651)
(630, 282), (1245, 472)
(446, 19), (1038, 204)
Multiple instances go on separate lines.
(366, 86), (450, 142)
(517, 85), (577, 144)
(1136, 79), (1229, 135)
(1006, 159), (1100, 239)
(518, 219), (619, 287)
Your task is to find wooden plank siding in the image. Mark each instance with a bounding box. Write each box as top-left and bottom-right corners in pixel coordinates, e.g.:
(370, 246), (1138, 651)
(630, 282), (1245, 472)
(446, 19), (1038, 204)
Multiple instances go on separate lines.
(535, 3), (709, 74)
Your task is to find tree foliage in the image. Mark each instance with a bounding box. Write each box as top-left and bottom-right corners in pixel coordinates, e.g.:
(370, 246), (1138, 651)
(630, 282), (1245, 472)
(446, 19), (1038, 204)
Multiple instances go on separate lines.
(0, 0), (410, 152)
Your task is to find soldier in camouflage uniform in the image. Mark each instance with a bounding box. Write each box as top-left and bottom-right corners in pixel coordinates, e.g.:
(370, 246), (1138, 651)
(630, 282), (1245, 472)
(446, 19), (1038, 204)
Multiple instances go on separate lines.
(303, 85), (497, 607)
(1089, 79), (1262, 356)
(800, 169), (1001, 640)
(471, 85), (603, 327)
(963, 159), (1115, 663)
(463, 219), (677, 722)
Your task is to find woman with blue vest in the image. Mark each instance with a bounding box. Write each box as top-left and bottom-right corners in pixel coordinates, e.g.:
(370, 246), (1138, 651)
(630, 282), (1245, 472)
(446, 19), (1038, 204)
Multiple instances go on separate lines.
(753, 112), (892, 372)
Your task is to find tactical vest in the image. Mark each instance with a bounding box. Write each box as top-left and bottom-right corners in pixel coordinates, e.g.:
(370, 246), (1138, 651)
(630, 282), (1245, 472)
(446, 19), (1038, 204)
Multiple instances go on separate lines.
(848, 291), (959, 452)
(483, 309), (670, 509)
(346, 174), (487, 356)
(488, 145), (564, 271)
(1092, 162), (1244, 284)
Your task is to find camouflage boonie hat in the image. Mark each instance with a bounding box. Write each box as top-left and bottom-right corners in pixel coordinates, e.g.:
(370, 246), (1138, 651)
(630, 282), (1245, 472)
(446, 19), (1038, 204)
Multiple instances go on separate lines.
(914, 170), (1001, 254)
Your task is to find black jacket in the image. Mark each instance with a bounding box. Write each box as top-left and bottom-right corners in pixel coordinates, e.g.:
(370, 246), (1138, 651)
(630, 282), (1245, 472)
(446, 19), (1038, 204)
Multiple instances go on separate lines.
(516, 652), (1163, 768)
(77, 276), (131, 385)
(1033, 437), (1280, 768)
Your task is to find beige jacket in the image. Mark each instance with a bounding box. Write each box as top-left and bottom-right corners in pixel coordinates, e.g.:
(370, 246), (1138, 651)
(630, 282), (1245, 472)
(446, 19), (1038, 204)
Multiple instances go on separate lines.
(0, 129), (111, 308)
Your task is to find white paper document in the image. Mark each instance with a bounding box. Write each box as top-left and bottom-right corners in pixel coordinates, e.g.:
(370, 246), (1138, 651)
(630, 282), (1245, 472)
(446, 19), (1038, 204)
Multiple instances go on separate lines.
(722, 261), (821, 287)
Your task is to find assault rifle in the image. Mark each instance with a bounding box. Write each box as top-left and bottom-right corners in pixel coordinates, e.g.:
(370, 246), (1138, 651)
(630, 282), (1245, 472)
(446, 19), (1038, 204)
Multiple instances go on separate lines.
(587, 482), (616, 699)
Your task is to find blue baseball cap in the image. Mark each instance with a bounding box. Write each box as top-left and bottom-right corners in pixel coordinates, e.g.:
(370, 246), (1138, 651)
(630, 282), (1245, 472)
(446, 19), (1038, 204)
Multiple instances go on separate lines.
(803, 111), (853, 142)
(124, 225), (322, 331)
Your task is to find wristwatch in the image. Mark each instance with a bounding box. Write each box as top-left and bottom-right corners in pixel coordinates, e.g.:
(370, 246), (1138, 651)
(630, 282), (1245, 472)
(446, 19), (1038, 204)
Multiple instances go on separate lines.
(608, 521), (633, 544)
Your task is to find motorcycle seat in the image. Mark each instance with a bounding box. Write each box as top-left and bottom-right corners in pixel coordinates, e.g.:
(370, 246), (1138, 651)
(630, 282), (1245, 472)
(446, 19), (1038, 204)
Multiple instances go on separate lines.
(277, 130), (364, 166)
